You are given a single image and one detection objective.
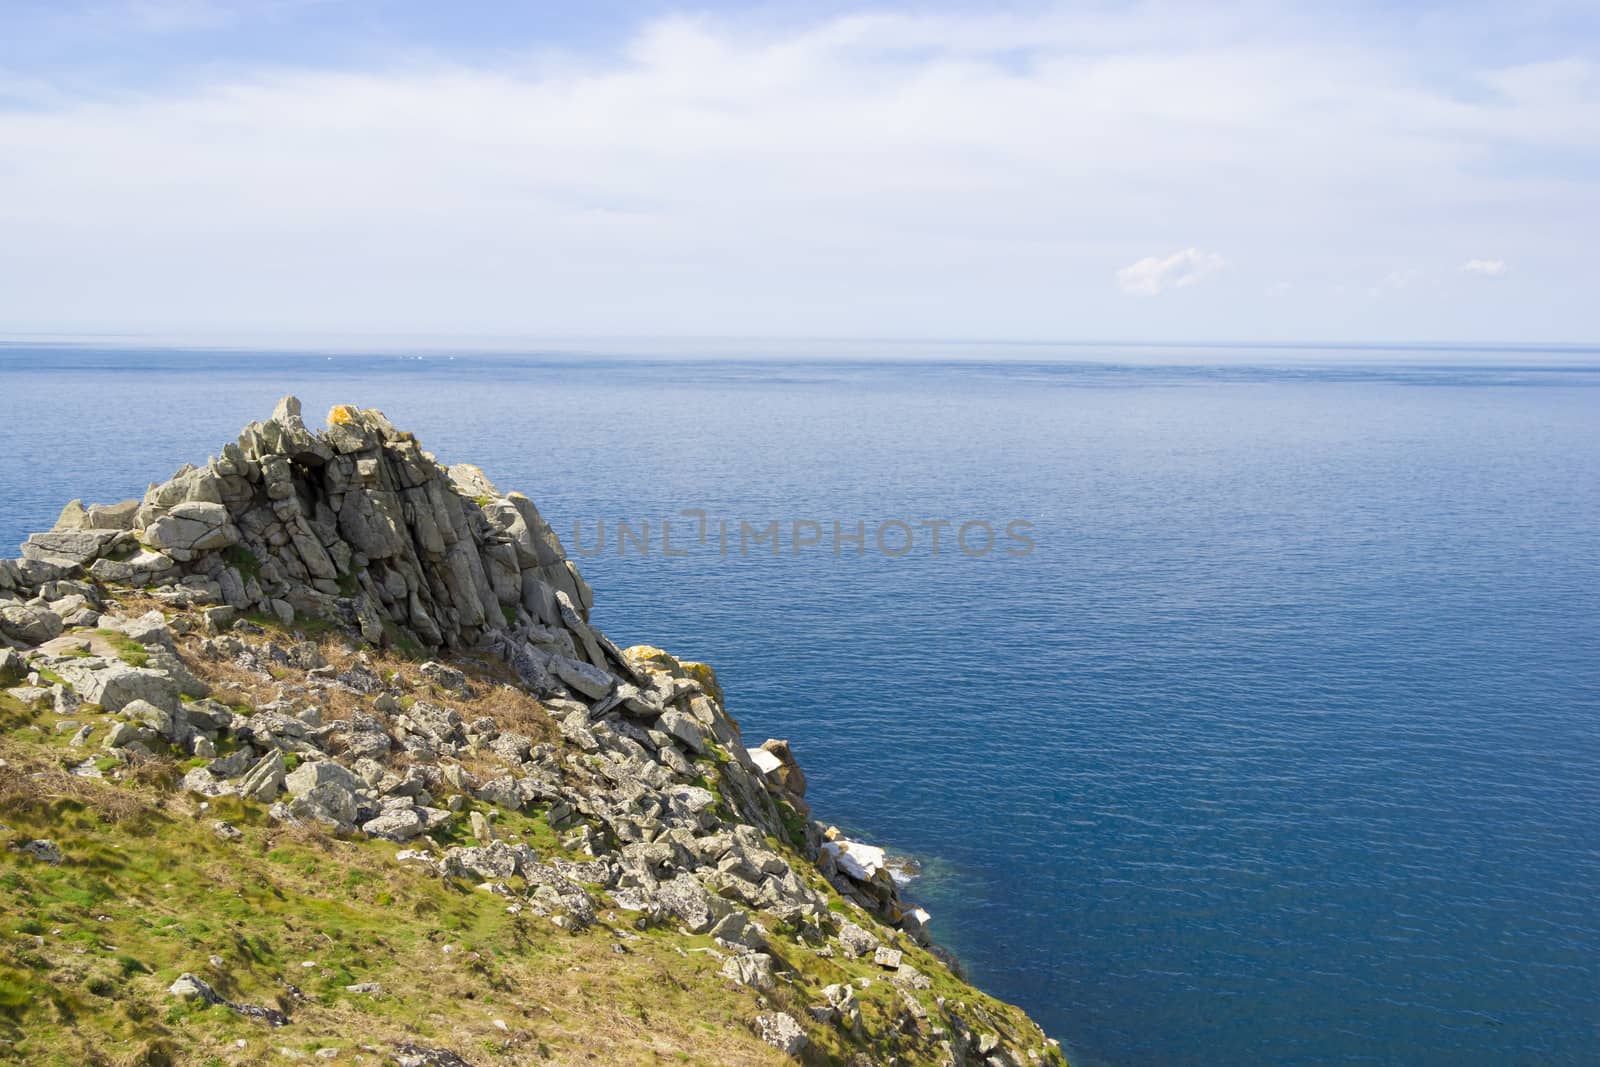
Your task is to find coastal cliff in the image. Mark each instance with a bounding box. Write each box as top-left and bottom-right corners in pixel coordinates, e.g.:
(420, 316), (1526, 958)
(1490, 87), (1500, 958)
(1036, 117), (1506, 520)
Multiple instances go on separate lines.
(0, 399), (1061, 1066)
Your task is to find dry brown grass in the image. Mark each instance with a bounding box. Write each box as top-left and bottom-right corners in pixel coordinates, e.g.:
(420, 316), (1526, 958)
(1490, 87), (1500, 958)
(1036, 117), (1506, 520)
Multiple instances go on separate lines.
(0, 740), (156, 823)
(163, 617), (562, 750)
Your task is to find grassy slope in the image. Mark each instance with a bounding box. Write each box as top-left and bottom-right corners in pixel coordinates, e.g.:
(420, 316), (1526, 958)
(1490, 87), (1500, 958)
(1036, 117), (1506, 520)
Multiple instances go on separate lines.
(0, 627), (1057, 1067)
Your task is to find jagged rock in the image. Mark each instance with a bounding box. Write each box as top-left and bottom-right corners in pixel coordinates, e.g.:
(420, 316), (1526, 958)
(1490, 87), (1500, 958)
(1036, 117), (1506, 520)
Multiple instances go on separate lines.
(665, 784), (717, 815)
(822, 838), (887, 882)
(874, 945), (904, 970)
(89, 549), (175, 585)
(754, 1012), (808, 1057)
(0, 604), (63, 646)
(56, 498), (139, 532)
(238, 749), (286, 802)
(282, 762), (360, 828)
(658, 710), (707, 755)
(709, 908), (768, 950)
(752, 738), (809, 813)
(204, 748), (251, 780)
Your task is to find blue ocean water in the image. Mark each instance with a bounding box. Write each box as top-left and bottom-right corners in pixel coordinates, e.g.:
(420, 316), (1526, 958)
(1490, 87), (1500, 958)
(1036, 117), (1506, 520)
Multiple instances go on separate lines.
(2, 346), (1597, 1066)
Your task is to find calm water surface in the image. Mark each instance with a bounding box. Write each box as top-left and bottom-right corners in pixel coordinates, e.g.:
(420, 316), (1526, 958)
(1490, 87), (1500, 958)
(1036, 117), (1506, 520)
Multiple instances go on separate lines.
(1, 346), (1597, 1066)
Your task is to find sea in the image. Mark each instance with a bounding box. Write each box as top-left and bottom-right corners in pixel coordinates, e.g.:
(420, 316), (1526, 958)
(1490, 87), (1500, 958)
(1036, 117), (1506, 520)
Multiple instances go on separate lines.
(1, 343), (1597, 1066)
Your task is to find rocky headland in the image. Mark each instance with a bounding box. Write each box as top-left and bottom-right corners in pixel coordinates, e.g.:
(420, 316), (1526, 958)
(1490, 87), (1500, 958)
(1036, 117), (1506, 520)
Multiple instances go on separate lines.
(0, 398), (1061, 1066)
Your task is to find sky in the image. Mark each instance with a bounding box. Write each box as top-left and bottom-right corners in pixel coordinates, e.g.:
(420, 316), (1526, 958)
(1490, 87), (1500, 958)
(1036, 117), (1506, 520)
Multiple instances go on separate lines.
(1, 0), (1597, 346)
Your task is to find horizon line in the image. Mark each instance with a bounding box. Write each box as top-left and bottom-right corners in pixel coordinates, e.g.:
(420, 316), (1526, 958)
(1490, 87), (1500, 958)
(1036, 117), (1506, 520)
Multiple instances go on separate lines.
(3, 331), (1600, 358)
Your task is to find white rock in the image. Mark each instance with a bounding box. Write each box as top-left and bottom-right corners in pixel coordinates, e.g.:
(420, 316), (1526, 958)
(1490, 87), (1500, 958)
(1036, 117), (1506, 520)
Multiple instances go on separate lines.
(746, 747), (783, 775)
(821, 839), (886, 882)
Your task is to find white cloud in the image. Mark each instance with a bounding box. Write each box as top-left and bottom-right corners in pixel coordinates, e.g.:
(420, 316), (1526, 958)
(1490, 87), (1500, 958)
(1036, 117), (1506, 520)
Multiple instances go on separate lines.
(0, 7), (1593, 340)
(1116, 249), (1228, 296)
(1461, 258), (1508, 277)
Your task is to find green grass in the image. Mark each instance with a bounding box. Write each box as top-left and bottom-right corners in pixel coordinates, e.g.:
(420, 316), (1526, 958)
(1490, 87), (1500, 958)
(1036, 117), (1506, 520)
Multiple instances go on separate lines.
(93, 630), (150, 669)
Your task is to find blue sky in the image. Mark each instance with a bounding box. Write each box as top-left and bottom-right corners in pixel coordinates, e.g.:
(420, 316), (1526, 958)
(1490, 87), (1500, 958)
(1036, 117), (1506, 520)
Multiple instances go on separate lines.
(2, 1), (1597, 344)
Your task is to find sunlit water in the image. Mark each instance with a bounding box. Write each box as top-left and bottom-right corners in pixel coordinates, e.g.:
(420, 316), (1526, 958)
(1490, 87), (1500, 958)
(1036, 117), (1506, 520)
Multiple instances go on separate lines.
(2, 346), (1597, 1066)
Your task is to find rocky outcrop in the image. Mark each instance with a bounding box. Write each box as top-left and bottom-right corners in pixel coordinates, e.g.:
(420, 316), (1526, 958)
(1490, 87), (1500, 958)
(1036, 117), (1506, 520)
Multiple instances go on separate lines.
(0, 399), (1061, 1067)
(12, 397), (595, 660)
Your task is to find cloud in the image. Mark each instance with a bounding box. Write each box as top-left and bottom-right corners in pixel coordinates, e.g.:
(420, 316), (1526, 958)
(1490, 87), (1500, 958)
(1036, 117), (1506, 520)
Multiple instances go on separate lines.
(1461, 258), (1508, 277)
(1116, 249), (1228, 296)
(0, 6), (1594, 340)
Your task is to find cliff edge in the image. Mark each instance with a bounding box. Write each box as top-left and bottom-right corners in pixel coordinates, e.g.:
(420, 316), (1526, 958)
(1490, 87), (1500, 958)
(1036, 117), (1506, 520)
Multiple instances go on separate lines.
(0, 398), (1062, 1067)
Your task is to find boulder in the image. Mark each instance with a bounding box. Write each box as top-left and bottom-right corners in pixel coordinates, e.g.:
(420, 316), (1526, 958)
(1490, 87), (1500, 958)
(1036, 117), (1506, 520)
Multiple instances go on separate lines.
(443, 841), (528, 881)
(88, 549), (175, 585)
(143, 466), (222, 511)
(657, 873), (726, 934)
(708, 908), (768, 951)
(362, 807), (427, 841)
(720, 951), (776, 991)
(121, 698), (188, 742)
(180, 767), (236, 798)
(284, 782), (359, 830)
(0, 605), (63, 646)
(142, 501), (237, 554)
(550, 654), (613, 700)
(86, 500), (140, 530)
(754, 1013), (808, 1058)
(168, 973), (222, 1004)
(55, 661), (180, 714)
(285, 760), (361, 797)
(418, 660), (471, 695)
(22, 529), (123, 567)
(821, 838), (887, 882)
(838, 921), (880, 959)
